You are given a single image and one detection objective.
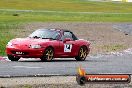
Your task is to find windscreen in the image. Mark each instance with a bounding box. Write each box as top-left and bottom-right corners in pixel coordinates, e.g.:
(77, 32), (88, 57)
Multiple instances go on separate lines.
(29, 29), (60, 40)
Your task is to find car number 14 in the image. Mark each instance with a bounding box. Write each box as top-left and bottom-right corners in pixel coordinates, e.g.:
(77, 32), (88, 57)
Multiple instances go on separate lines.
(64, 44), (72, 52)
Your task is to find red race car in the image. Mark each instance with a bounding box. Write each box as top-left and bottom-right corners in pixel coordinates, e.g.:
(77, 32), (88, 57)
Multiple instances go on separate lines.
(6, 29), (90, 61)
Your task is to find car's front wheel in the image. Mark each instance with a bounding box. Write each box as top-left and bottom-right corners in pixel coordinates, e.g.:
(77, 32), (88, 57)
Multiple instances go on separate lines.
(75, 46), (88, 61)
(40, 47), (54, 62)
(7, 55), (20, 61)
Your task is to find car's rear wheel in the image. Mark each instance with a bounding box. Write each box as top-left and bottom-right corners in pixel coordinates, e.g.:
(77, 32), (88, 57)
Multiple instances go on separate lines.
(75, 46), (88, 61)
(41, 47), (54, 62)
(7, 55), (20, 61)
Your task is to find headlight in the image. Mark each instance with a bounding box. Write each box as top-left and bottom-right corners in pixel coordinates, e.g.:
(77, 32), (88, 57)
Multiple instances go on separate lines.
(29, 44), (41, 49)
(7, 42), (12, 46)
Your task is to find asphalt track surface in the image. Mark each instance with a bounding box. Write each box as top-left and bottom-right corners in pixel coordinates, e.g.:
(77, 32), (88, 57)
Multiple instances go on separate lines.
(0, 49), (132, 77)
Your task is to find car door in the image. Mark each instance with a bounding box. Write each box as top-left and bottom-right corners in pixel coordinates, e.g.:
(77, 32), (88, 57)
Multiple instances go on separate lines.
(59, 31), (78, 57)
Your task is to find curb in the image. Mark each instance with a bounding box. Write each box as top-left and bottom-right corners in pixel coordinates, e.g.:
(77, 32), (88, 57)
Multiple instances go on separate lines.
(0, 74), (76, 78)
(0, 56), (7, 61)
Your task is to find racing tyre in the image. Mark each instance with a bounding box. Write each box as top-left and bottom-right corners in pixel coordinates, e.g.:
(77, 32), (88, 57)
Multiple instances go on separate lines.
(75, 46), (88, 61)
(41, 47), (54, 62)
(7, 55), (20, 61)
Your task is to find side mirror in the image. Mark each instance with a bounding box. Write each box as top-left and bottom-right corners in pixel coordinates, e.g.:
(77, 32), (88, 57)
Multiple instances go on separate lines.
(63, 38), (71, 43)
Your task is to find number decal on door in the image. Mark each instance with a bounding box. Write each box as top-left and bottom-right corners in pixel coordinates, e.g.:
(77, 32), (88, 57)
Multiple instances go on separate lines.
(64, 44), (72, 52)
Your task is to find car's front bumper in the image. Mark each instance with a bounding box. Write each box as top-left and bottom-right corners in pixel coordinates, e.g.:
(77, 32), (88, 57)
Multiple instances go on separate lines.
(6, 47), (45, 58)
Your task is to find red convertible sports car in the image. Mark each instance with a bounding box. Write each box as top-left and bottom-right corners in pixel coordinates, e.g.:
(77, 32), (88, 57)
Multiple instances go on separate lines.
(6, 29), (90, 61)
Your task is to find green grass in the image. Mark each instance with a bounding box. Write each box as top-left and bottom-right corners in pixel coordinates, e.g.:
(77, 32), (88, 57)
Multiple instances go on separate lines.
(0, 0), (132, 12)
(0, 11), (132, 22)
(0, 0), (132, 55)
(0, 29), (14, 55)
